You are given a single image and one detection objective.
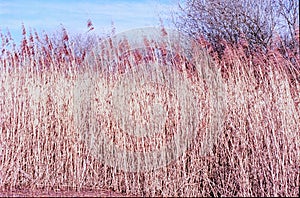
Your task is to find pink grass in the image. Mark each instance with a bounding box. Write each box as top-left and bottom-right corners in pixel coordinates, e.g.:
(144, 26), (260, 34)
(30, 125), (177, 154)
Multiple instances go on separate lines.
(0, 26), (299, 197)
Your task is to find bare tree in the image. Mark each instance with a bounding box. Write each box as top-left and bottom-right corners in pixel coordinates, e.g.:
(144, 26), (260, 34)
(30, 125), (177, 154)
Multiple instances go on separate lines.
(277, 0), (299, 54)
(175, 0), (298, 55)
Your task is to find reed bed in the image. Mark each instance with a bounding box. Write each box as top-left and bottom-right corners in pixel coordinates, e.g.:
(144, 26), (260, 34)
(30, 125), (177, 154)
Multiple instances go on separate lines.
(0, 27), (299, 196)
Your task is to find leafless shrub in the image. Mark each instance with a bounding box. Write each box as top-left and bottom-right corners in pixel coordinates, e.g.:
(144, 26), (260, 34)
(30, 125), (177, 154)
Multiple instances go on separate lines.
(175, 0), (299, 57)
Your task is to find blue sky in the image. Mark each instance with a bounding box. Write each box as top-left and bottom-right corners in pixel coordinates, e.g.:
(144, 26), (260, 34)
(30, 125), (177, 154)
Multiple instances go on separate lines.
(0, 0), (178, 44)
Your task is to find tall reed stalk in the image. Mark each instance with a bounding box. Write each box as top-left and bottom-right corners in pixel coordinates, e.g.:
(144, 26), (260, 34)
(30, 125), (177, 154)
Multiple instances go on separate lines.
(0, 27), (299, 196)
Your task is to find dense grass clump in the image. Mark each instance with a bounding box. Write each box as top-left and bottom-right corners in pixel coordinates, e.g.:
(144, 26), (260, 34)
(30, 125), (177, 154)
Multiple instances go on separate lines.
(0, 27), (299, 197)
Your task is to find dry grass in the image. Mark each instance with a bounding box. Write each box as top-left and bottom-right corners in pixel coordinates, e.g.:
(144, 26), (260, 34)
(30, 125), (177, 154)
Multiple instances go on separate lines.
(0, 27), (299, 197)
